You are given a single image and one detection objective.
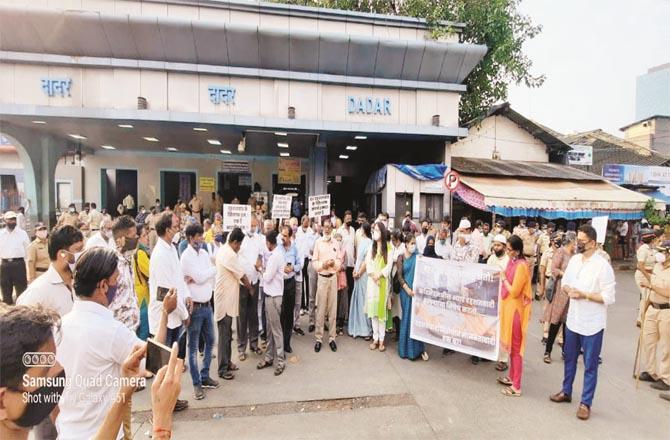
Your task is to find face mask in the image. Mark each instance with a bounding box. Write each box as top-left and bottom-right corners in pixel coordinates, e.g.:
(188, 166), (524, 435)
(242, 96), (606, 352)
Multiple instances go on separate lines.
(346, 221), (352, 227)
(421, 228), (428, 235)
(7, 222), (16, 230)
(192, 241), (202, 251)
(36, 230), (48, 239)
(69, 207), (75, 213)
(462, 234), (471, 244)
(495, 249), (505, 257)
(576, 242), (586, 254)
(101, 229), (111, 239)
(372, 230), (381, 241)
(408, 244), (416, 254)
(105, 282), (118, 305)
(427, 245), (435, 253)
(122, 237), (138, 252)
(323, 233), (332, 241)
(439, 239), (446, 245)
(67, 251), (82, 273)
(656, 252), (666, 264)
(13, 370), (66, 427)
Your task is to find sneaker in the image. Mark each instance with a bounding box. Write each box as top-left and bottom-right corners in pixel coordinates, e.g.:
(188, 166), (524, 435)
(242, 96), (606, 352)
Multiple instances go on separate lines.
(193, 386), (205, 400)
(201, 377), (220, 389)
(173, 399), (189, 412)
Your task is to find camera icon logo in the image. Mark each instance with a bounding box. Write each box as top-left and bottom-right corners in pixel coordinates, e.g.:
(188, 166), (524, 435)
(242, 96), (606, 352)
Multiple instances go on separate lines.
(22, 352), (56, 368)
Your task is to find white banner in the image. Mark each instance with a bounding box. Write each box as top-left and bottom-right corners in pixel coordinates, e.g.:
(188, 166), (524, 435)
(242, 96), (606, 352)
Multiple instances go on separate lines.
(410, 256), (500, 361)
(271, 194), (292, 219)
(222, 204), (251, 232)
(308, 194), (330, 218)
(568, 144), (593, 166)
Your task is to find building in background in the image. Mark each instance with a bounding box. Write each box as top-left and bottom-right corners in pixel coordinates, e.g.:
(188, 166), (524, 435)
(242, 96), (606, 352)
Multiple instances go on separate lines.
(635, 63), (670, 121)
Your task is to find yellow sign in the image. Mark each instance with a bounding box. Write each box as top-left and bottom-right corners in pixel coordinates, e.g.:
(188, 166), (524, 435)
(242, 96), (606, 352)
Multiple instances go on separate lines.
(278, 158), (301, 185)
(199, 177), (216, 193)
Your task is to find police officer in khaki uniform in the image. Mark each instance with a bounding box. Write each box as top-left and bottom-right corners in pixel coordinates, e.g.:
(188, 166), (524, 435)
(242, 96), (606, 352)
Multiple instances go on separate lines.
(636, 229), (657, 326)
(26, 222), (50, 283)
(56, 203), (80, 228)
(518, 220), (539, 281)
(638, 240), (670, 391)
(189, 193), (204, 223)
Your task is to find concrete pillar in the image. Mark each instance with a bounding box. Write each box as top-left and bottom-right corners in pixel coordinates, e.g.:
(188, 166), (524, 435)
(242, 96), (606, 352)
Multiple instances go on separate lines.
(36, 137), (60, 226)
(309, 141), (327, 197)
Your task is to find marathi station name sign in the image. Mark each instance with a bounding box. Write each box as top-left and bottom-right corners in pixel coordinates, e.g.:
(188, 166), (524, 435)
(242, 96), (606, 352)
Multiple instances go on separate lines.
(347, 96), (392, 115)
(41, 78), (72, 97)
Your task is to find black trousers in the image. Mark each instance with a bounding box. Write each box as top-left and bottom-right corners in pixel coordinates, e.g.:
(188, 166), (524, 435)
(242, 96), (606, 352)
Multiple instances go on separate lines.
(346, 266), (354, 313)
(281, 277), (296, 351)
(217, 315), (233, 375)
(1, 259), (27, 305)
(302, 258), (310, 309)
(545, 322), (565, 356)
(237, 282), (259, 353)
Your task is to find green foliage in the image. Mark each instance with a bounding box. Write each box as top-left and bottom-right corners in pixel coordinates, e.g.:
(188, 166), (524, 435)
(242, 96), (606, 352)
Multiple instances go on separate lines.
(272, 0), (544, 124)
(644, 199), (669, 226)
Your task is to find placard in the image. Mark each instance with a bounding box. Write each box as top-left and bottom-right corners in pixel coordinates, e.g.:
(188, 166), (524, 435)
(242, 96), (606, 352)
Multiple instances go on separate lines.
(222, 204), (251, 232)
(410, 256), (500, 361)
(271, 194), (292, 219)
(278, 158), (301, 185)
(308, 194), (330, 218)
(199, 177), (216, 193)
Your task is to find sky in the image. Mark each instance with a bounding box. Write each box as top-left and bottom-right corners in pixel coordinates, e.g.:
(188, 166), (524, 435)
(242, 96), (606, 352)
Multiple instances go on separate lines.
(507, 0), (670, 137)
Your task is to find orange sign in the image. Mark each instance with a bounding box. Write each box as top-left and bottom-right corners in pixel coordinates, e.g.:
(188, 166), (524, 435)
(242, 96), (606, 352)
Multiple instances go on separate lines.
(278, 158), (301, 185)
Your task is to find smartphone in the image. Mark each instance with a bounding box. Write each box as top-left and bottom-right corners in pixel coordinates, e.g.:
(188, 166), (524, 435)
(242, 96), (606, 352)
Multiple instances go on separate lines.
(157, 286), (169, 301)
(146, 338), (172, 375)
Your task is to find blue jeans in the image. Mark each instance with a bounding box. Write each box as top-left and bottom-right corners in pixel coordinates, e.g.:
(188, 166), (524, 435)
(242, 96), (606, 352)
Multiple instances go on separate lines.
(562, 327), (604, 407)
(187, 305), (215, 386)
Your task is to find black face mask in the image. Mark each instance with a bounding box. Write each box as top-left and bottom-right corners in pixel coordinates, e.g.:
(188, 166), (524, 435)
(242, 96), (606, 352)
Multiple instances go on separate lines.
(6, 221), (16, 230)
(422, 228), (429, 235)
(494, 249), (505, 257)
(122, 237), (138, 252)
(14, 370), (65, 427)
(346, 221), (352, 227)
(576, 242), (587, 254)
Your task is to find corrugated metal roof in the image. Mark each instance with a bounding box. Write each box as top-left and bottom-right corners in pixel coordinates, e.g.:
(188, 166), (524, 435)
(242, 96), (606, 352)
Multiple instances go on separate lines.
(451, 157), (604, 181)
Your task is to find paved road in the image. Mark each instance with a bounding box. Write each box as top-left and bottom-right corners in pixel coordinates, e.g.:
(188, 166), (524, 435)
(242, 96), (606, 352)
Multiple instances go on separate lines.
(132, 271), (669, 439)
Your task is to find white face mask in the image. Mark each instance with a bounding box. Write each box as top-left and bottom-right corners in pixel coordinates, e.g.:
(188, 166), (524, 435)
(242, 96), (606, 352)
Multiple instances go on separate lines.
(408, 244), (416, 254)
(461, 234), (471, 244)
(372, 230), (381, 241)
(36, 230), (48, 240)
(323, 232), (332, 241)
(66, 251), (83, 272)
(656, 252), (666, 264)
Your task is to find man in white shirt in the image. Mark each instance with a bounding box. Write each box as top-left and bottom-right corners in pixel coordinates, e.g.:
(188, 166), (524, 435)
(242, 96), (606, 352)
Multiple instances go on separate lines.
(148, 212), (191, 412)
(0, 211), (30, 304)
(295, 215), (316, 331)
(180, 223), (219, 400)
(17, 225), (84, 317)
(338, 210), (356, 311)
(16, 206), (26, 230)
(550, 225), (616, 421)
(617, 221), (630, 259)
(257, 230), (286, 376)
(237, 217), (264, 359)
(85, 218), (115, 250)
(435, 227), (452, 260)
(416, 220), (430, 254)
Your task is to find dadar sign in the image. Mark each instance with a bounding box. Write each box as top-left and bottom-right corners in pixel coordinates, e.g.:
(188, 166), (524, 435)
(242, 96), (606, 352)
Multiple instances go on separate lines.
(347, 96), (392, 115)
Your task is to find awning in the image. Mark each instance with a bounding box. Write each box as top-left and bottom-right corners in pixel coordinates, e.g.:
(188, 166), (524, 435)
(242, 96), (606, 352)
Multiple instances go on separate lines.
(645, 189), (670, 205)
(456, 175), (663, 220)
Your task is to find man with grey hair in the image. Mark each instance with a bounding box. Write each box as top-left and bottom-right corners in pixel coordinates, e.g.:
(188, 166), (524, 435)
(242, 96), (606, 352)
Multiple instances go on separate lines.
(85, 217), (115, 250)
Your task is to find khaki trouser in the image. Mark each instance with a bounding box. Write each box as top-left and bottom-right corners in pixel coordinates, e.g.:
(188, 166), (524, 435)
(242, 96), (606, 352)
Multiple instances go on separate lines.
(315, 274), (338, 343)
(641, 306), (670, 385)
(635, 270), (651, 324)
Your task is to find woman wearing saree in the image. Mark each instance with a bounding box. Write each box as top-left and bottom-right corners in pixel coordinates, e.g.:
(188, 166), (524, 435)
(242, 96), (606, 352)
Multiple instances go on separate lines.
(397, 234), (429, 361)
(348, 222), (373, 339)
(497, 235), (533, 397)
(366, 221), (394, 352)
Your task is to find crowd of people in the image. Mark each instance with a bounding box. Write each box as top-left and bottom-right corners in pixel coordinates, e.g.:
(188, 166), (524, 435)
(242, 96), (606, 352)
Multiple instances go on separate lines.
(0, 198), (669, 439)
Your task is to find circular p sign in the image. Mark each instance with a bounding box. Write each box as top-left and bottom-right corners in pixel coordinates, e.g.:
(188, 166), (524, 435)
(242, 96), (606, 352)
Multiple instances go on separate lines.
(444, 171), (460, 192)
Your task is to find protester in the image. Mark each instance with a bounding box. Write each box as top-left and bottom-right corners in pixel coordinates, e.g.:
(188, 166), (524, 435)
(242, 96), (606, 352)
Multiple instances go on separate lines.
(180, 223), (219, 400)
(390, 229), (406, 340)
(435, 227), (452, 259)
(135, 206), (149, 226)
(295, 215), (316, 333)
(348, 222), (373, 339)
(0, 211), (30, 304)
(257, 231), (286, 376)
(397, 233), (428, 361)
(279, 225), (301, 353)
(637, 240), (670, 392)
(338, 210), (356, 307)
(497, 235), (532, 397)
(237, 216), (264, 360)
(451, 219), (479, 263)
(17, 225), (84, 317)
(85, 218), (114, 250)
(334, 232), (349, 336)
(134, 223), (151, 340)
(487, 234), (510, 371)
(422, 236), (440, 259)
(366, 222), (393, 352)
(148, 212), (191, 412)
(214, 227), (251, 380)
(416, 220), (430, 254)
(550, 225), (616, 420)
(26, 223), (50, 282)
(110, 215), (141, 332)
(307, 220), (322, 333)
(313, 219), (342, 352)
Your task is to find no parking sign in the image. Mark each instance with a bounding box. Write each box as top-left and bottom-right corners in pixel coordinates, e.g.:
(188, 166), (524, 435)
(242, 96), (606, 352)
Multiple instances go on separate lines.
(444, 170), (460, 192)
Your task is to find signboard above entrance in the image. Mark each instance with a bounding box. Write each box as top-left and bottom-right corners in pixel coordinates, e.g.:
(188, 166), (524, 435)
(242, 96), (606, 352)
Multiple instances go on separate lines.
(221, 160), (250, 173)
(347, 96), (391, 115)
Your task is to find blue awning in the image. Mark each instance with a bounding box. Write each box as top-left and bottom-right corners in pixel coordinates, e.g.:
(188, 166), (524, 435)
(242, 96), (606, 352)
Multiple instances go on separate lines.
(645, 190), (670, 205)
(391, 164), (448, 181)
(488, 206), (645, 221)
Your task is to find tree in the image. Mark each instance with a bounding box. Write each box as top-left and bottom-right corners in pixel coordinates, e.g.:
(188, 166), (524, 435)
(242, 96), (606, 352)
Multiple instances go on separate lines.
(273, 0), (544, 124)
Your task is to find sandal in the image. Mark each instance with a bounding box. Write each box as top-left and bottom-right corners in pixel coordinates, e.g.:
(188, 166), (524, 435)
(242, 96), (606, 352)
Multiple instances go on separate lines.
(495, 362), (508, 372)
(253, 348), (263, 356)
(274, 365), (285, 376)
(228, 362), (239, 371)
(256, 360), (273, 370)
(421, 352), (429, 361)
(543, 354), (552, 364)
(379, 344), (386, 352)
(501, 386), (522, 397)
(239, 353), (248, 362)
(497, 376), (513, 386)
(369, 341), (378, 350)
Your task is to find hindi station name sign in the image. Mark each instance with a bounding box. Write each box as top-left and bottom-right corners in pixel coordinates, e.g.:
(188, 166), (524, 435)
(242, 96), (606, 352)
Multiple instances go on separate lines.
(222, 204), (251, 232)
(410, 256), (500, 361)
(308, 194), (330, 218)
(271, 194), (292, 220)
